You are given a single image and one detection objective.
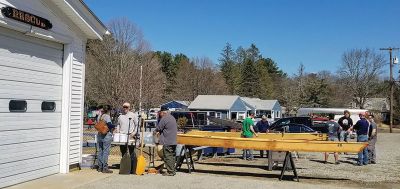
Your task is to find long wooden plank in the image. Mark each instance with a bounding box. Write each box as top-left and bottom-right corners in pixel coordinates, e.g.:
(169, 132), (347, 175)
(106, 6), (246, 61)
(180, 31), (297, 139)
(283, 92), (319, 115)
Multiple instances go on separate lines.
(177, 134), (368, 153)
(187, 131), (327, 141)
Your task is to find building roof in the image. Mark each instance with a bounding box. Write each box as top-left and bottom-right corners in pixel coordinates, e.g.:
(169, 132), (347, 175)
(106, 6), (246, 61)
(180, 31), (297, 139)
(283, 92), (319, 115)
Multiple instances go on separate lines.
(50, 0), (109, 40)
(175, 101), (191, 106)
(188, 95), (242, 110)
(241, 97), (280, 110)
(160, 100), (191, 109)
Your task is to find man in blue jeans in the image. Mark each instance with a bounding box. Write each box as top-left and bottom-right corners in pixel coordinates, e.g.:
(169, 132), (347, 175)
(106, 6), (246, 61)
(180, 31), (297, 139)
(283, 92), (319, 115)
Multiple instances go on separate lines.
(352, 112), (371, 166)
(96, 105), (115, 173)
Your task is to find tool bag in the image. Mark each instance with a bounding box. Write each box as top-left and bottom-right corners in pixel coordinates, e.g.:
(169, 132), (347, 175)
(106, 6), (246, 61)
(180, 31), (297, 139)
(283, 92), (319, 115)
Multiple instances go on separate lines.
(95, 114), (109, 134)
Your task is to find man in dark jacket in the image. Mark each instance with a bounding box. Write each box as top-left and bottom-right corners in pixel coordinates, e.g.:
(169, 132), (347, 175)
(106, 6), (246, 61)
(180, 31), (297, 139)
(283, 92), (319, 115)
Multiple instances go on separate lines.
(352, 112), (371, 166)
(256, 115), (269, 157)
(154, 107), (178, 176)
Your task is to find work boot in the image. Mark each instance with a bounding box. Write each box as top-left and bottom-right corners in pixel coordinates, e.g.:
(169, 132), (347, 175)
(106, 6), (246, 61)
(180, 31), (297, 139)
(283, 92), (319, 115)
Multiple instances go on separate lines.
(102, 168), (113, 174)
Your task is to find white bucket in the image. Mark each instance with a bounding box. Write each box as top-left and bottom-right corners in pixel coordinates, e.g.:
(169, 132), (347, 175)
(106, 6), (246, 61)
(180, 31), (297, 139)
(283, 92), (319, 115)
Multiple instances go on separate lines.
(113, 133), (128, 143)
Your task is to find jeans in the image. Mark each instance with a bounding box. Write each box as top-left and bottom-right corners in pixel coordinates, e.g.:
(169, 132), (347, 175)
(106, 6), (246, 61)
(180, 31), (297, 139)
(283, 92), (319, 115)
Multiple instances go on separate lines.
(339, 131), (349, 142)
(357, 134), (369, 165)
(97, 132), (113, 170)
(163, 145), (176, 174)
(242, 135), (254, 160)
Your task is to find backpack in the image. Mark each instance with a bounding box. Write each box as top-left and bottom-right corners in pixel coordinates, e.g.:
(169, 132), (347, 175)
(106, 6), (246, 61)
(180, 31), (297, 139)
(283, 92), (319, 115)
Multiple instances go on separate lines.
(95, 114), (109, 134)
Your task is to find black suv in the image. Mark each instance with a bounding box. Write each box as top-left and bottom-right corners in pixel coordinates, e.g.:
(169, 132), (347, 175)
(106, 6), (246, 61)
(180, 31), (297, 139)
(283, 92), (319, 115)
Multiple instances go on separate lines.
(270, 117), (328, 133)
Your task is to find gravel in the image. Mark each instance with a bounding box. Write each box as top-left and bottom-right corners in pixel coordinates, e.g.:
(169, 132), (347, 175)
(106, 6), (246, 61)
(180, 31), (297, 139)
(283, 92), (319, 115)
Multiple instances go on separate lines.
(76, 132), (400, 189)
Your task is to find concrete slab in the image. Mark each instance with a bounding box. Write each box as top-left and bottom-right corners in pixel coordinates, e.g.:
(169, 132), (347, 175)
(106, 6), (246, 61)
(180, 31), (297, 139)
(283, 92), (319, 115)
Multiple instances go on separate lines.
(7, 170), (112, 189)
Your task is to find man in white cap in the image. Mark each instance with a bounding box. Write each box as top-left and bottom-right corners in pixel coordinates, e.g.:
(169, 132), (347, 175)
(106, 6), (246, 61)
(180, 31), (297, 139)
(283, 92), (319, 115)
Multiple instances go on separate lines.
(154, 106), (178, 176)
(116, 102), (138, 158)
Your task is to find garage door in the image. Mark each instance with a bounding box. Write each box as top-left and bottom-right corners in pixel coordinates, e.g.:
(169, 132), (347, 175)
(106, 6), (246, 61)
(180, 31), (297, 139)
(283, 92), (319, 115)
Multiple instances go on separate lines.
(0, 26), (63, 188)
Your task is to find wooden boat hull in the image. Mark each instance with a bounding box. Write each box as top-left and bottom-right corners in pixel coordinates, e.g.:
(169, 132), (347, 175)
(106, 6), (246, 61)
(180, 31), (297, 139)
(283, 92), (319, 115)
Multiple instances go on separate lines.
(177, 134), (368, 153)
(186, 131), (327, 141)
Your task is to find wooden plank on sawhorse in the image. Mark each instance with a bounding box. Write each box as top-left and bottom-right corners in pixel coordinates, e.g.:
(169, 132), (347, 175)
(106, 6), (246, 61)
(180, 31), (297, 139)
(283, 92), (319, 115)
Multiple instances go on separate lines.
(279, 151), (299, 182)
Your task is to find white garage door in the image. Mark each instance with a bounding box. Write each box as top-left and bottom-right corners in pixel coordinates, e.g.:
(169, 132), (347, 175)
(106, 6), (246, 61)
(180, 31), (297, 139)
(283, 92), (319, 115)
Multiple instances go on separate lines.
(0, 27), (63, 188)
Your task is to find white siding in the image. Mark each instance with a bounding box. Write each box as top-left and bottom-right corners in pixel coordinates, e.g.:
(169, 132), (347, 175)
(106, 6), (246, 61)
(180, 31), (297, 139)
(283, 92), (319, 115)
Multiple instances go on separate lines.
(0, 26), (63, 188)
(69, 38), (85, 165)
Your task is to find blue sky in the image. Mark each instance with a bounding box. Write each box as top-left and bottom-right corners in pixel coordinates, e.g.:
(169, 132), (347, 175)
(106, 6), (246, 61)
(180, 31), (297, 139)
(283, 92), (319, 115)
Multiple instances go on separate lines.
(85, 0), (400, 76)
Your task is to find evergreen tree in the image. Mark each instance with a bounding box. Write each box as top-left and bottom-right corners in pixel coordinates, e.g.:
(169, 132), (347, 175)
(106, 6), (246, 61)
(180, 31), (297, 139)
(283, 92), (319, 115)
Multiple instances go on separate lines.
(155, 51), (179, 100)
(255, 59), (274, 98)
(240, 59), (260, 97)
(219, 43), (239, 94)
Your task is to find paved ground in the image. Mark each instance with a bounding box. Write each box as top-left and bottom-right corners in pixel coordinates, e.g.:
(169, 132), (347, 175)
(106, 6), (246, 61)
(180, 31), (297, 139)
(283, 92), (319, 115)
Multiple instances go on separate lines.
(9, 132), (400, 189)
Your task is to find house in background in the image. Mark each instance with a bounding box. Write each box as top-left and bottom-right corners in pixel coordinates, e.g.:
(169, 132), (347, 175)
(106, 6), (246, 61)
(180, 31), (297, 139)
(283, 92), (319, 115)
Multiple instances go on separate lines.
(351, 98), (389, 122)
(241, 97), (282, 120)
(160, 100), (191, 111)
(188, 95), (248, 120)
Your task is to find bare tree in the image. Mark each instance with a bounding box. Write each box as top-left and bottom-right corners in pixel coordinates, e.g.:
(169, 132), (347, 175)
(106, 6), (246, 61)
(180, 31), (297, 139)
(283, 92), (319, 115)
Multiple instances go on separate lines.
(85, 18), (165, 109)
(338, 48), (385, 109)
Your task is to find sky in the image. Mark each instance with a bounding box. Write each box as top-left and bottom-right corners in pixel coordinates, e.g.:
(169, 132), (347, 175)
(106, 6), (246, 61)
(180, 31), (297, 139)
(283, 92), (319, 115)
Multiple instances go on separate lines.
(85, 0), (400, 76)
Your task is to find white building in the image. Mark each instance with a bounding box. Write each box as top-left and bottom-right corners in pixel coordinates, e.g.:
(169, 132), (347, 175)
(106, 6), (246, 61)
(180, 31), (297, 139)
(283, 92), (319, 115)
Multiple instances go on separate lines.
(188, 95), (248, 120)
(0, 0), (107, 187)
(241, 97), (282, 120)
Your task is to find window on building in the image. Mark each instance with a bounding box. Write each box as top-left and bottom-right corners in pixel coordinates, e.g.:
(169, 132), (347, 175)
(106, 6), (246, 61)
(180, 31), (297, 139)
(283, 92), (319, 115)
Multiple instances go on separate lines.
(41, 101), (56, 112)
(9, 100), (27, 112)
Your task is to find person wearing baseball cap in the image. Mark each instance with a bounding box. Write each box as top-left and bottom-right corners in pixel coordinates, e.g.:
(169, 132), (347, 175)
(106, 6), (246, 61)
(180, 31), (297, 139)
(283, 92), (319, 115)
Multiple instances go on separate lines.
(154, 106), (178, 176)
(116, 102), (138, 161)
(353, 112), (372, 166)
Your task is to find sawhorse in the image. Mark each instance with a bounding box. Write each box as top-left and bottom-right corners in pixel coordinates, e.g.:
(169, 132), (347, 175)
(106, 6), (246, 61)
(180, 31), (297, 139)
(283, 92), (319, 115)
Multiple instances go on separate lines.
(175, 145), (195, 173)
(279, 151), (299, 182)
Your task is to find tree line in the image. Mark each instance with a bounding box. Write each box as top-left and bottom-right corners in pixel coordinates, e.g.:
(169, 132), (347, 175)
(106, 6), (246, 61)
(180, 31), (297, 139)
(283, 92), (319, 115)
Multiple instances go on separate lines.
(85, 18), (397, 116)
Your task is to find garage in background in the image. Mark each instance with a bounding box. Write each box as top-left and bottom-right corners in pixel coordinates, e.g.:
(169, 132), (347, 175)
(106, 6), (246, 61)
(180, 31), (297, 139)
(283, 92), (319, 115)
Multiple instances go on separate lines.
(0, 0), (108, 187)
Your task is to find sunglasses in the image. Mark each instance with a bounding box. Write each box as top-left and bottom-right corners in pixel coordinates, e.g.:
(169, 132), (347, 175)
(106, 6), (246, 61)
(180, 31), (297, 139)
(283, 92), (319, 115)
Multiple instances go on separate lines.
(123, 106), (129, 109)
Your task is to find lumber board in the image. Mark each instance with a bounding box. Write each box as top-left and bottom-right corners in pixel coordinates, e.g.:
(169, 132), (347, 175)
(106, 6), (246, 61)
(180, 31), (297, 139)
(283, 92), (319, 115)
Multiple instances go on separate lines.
(177, 134), (368, 153)
(187, 131), (327, 141)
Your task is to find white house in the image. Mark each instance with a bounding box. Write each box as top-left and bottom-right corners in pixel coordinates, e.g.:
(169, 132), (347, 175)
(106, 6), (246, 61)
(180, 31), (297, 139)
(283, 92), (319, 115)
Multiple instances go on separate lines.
(0, 0), (107, 187)
(188, 95), (248, 120)
(241, 97), (282, 120)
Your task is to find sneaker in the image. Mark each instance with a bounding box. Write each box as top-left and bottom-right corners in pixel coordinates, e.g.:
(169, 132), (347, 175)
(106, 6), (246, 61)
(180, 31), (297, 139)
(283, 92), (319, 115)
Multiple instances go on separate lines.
(335, 161), (340, 165)
(102, 168), (113, 174)
(97, 168), (103, 172)
(371, 161), (376, 164)
(356, 163), (363, 166)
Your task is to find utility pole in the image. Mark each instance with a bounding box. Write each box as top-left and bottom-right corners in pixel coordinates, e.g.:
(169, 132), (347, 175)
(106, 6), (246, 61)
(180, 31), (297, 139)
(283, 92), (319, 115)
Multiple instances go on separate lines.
(380, 47), (399, 133)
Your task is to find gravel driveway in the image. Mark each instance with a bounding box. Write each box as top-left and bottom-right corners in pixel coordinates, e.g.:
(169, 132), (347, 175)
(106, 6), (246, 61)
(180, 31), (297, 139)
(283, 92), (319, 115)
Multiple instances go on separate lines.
(75, 132), (399, 189)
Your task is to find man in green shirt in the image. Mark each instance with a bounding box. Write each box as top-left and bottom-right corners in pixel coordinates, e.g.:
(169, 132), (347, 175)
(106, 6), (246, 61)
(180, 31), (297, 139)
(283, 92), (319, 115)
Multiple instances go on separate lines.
(241, 112), (258, 160)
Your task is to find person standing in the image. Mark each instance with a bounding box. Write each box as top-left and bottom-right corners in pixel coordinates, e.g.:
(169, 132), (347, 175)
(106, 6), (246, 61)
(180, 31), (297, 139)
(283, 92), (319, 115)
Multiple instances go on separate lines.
(338, 110), (353, 142)
(241, 112), (258, 160)
(324, 114), (341, 164)
(154, 107), (178, 176)
(116, 103), (138, 158)
(256, 115), (269, 158)
(96, 105), (115, 173)
(367, 114), (378, 164)
(352, 112), (371, 166)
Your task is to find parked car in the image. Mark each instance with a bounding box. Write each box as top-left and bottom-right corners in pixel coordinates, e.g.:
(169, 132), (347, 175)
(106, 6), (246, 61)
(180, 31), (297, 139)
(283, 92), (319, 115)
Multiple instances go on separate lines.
(270, 117), (312, 127)
(270, 116), (328, 133)
(270, 123), (316, 133)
